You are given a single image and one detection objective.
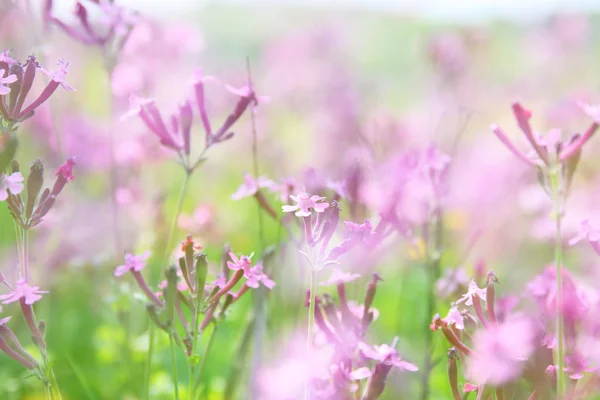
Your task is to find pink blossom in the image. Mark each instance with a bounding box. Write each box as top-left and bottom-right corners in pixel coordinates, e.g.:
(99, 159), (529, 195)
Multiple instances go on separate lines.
(0, 280), (49, 305)
(39, 59), (75, 91)
(320, 268), (361, 286)
(443, 307), (465, 330)
(455, 280), (487, 307)
(246, 262), (275, 289)
(0, 172), (24, 201)
(570, 219), (600, 246)
(282, 192), (329, 217)
(463, 383), (479, 393)
(270, 177), (297, 202)
(0, 68), (17, 95)
(227, 252), (253, 273)
(465, 315), (536, 385)
(205, 274), (227, 292)
(579, 101), (600, 124)
(231, 173), (274, 200)
(436, 267), (468, 298)
(114, 251), (150, 277)
(178, 205), (213, 232)
(358, 341), (418, 371)
(225, 84), (270, 104)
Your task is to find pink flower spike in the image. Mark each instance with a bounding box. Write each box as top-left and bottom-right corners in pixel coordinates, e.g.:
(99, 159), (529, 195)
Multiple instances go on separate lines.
(231, 173), (274, 200)
(455, 280), (487, 306)
(0, 172), (24, 201)
(490, 124), (536, 166)
(39, 59), (75, 91)
(0, 280), (49, 305)
(114, 251), (151, 277)
(320, 268), (361, 286)
(0, 69), (17, 95)
(282, 192), (329, 217)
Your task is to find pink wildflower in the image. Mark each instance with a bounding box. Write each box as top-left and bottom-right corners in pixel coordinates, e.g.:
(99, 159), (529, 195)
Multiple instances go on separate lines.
(570, 220), (600, 255)
(465, 314), (536, 385)
(0, 279), (49, 305)
(38, 59), (75, 91)
(246, 262), (275, 289)
(282, 192), (329, 217)
(231, 173), (274, 200)
(358, 341), (418, 371)
(320, 268), (361, 286)
(0, 68), (17, 95)
(443, 307), (465, 330)
(0, 172), (24, 201)
(114, 251), (150, 277)
(455, 280), (487, 306)
(227, 252), (253, 273)
(56, 157), (76, 181)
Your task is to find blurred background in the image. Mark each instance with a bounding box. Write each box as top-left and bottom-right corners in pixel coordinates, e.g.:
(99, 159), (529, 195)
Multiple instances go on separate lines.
(2, 0), (600, 399)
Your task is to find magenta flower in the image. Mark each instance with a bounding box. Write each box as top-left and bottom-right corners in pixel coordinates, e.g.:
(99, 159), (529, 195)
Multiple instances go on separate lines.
(246, 262), (276, 289)
(320, 268), (361, 286)
(358, 341), (418, 371)
(205, 274), (227, 292)
(0, 172), (24, 201)
(443, 307), (465, 330)
(344, 219), (375, 243)
(231, 173), (274, 200)
(227, 252), (253, 272)
(38, 59), (75, 91)
(0, 68), (17, 95)
(114, 251), (150, 277)
(282, 192), (329, 217)
(465, 315), (536, 385)
(56, 157), (76, 182)
(0, 280), (49, 305)
(455, 281), (487, 306)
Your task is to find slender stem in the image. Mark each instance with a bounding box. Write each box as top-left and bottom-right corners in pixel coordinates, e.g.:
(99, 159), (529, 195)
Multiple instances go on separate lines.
(24, 229), (30, 282)
(14, 221), (23, 279)
(550, 168), (565, 398)
(143, 324), (155, 400)
(48, 367), (62, 400)
(169, 334), (180, 400)
(305, 269), (317, 400)
(188, 296), (202, 400)
(194, 323), (218, 393)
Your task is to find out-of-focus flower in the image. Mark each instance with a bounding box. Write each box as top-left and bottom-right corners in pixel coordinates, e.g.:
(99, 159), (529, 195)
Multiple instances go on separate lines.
(0, 68), (16, 95)
(570, 219), (600, 255)
(320, 268), (360, 286)
(245, 262), (275, 289)
(436, 267), (469, 298)
(0, 279), (48, 305)
(231, 173), (273, 200)
(465, 315), (536, 385)
(443, 307), (465, 330)
(358, 341), (418, 371)
(114, 251), (150, 277)
(282, 192), (329, 217)
(0, 172), (23, 201)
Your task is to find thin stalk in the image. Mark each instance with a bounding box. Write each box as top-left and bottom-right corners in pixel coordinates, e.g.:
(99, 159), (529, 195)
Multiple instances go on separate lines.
(194, 323), (218, 393)
(143, 325), (155, 400)
(169, 334), (180, 400)
(188, 297), (202, 400)
(550, 168), (565, 398)
(24, 229), (30, 282)
(14, 222), (23, 279)
(48, 368), (62, 400)
(305, 269), (317, 400)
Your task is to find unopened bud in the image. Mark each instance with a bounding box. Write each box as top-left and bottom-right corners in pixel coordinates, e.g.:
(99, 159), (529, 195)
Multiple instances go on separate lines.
(25, 160), (44, 219)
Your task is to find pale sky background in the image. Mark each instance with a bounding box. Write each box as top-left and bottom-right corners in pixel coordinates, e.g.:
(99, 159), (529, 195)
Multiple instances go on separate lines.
(113, 0), (600, 22)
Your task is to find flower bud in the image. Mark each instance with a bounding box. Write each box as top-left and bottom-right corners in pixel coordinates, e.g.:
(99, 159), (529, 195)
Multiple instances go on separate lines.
(164, 265), (179, 325)
(25, 160), (44, 219)
(195, 254), (208, 299)
(447, 348), (461, 400)
(0, 133), (17, 173)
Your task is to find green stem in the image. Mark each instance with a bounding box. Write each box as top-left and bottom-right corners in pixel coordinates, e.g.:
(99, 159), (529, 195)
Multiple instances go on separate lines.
(188, 298), (202, 400)
(14, 221), (23, 278)
(144, 170), (191, 400)
(194, 323), (218, 396)
(550, 168), (565, 398)
(48, 367), (62, 400)
(305, 269), (317, 400)
(24, 229), (30, 282)
(143, 324), (155, 400)
(169, 334), (180, 400)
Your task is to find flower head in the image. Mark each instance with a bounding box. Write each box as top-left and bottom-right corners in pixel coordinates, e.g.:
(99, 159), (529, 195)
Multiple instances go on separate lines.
(0, 172), (24, 201)
(56, 157), (76, 181)
(39, 59), (75, 91)
(570, 219), (600, 245)
(443, 307), (465, 330)
(455, 280), (487, 307)
(0, 279), (49, 305)
(232, 173), (273, 200)
(227, 252), (253, 273)
(320, 268), (361, 286)
(246, 262), (275, 289)
(282, 192), (329, 217)
(358, 341), (418, 371)
(114, 251), (150, 277)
